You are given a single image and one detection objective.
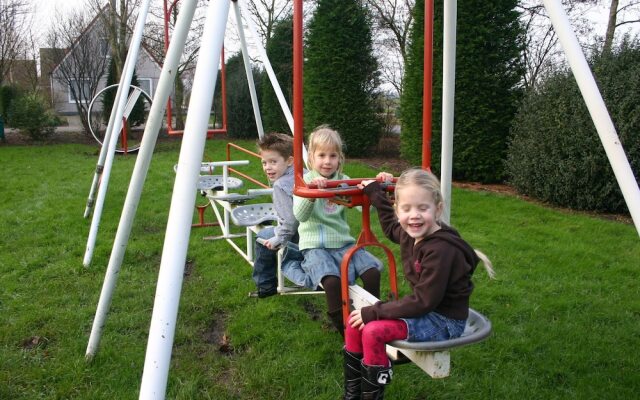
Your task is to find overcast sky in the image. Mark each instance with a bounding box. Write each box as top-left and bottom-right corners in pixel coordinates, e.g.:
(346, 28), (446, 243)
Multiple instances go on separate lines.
(34, 0), (86, 32)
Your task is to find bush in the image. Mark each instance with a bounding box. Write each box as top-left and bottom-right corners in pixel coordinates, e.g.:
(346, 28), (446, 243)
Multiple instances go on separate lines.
(0, 85), (20, 121)
(507, 41), (640, 214)
(8, 93), (57, 140)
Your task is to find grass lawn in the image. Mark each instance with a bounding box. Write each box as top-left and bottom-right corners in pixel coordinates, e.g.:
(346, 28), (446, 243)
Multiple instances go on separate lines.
(1, 139), (639, 399)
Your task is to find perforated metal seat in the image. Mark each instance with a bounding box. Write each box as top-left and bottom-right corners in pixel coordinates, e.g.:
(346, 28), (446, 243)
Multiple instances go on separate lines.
(390, 308), (491, 351)
(197, 175), (243, 191)
(230, 203), (278, 226)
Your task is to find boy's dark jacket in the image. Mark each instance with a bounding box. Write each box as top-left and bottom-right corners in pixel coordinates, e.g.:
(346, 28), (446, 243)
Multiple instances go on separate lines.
(361, 181), (479, 323)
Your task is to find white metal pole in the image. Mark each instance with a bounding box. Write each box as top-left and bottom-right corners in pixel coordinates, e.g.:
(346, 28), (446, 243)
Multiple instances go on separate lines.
(83, 0), (153, 267)
(235, 0), (308, 164)
(84, 54), (135, 220)
(440, 0), (457, 225)
(233, 2), (265, 140)
(85, 0), (199, 361)
(543, 0), (640, 237)
(236, 0), (293, 131)
(138, 1), (231, 398)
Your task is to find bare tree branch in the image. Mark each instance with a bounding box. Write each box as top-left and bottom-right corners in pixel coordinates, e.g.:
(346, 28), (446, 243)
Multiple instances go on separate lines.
(0, 0), (32, 86)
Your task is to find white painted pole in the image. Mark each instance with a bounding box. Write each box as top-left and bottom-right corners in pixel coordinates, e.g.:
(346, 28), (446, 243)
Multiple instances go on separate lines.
(440, 0), (457, 225)
(85, 0), (199, 361)
(138, 1), (231, 398)
(235, 0), (308, 164)
(236, 0), (293, 131)
(84, 55), (136, 220)
(233, 2), (265, 140)
(83, 0), (153, 266)
(543, 0), (640, 237)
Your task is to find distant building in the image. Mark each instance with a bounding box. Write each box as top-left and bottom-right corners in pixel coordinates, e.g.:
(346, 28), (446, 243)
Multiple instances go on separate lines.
(46, 6), (162, 115)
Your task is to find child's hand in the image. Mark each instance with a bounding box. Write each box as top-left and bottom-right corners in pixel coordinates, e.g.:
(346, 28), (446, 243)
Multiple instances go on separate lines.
(310, 176), (329, 188)
(263, 239), (277, 250)
(358, 180), (376, 189)
(348, 309), (365, 330)
(376, 172), (394, 182)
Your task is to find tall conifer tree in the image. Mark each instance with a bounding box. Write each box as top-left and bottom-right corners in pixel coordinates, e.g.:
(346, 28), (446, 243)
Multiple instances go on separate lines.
(304, 0), (382, 157)
(261, 15), (293, 135)
(402, 0), (524, 182)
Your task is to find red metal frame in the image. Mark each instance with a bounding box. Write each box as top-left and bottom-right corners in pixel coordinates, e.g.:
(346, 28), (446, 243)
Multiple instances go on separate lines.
(422, 0), (434, 171)
(225, 143), (270, 189)
(163, 0), (228, 138)
(121, 116), (129, 154)
(292, 0), (435, 333)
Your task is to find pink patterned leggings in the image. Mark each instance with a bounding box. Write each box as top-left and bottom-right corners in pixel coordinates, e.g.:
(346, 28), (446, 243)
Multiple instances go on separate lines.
(345, 319), (408, 366)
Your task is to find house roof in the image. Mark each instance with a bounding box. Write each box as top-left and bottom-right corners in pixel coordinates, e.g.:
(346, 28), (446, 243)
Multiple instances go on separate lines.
(49, 4), (162, 76)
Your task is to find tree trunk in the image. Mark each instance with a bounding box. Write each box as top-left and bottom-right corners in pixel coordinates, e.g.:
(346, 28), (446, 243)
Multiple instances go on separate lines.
(603, 0), (618, 55)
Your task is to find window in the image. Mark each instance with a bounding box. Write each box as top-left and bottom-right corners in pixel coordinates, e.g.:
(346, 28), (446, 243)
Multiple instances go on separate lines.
(136, 78), (153, 98)
(100, 38), (110, 58)
(68, 79), (92, 103)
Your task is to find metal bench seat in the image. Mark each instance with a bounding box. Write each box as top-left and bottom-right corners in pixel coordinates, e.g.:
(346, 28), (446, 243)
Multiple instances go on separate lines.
(230, 203), (278, 226)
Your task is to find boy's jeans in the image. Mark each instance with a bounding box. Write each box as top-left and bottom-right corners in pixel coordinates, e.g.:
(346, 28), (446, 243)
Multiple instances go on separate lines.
(252, 227), (278, 295)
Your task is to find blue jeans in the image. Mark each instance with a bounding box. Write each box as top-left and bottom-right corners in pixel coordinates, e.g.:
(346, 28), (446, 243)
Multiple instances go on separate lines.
(300, 244), (383, 290)
(281, 243), (312, 288)
(252, 227), (277, 294)
(402, 312), (466, 342)
(252, 227), (299, 294)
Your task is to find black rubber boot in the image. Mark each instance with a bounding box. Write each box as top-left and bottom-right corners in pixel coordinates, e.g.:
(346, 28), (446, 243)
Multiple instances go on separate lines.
(327, 308), (345, 337)
(361, 362), (392, 400)
(343, 348), (362, 400)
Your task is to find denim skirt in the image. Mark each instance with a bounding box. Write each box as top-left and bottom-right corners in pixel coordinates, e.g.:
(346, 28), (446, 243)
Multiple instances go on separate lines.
(301, 244), (383, 289)
(401, 311), (466, 342)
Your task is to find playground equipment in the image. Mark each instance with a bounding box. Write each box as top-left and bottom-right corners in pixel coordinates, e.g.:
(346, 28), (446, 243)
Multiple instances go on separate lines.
(87, 84), (153, 153)
(80, 0), (640, 398)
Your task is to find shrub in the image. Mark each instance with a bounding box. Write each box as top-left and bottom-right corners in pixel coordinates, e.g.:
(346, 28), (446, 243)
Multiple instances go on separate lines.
(8, 93), (57, 140)
(0, 85), (20, 121)
(506, 40), (640, 214)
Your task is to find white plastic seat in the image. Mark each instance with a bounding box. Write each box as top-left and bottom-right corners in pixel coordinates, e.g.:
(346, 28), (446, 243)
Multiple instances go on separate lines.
(230, 203), (278, 226)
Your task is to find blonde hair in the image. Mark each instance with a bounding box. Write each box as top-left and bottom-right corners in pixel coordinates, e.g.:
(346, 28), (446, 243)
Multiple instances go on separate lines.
(307, 125), (345, 175)
(395, 168), (496, 279)
(395, 168), (444, 216)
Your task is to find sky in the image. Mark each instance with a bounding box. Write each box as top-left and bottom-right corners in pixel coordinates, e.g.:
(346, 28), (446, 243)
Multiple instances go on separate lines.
(33, 0), (87, 38)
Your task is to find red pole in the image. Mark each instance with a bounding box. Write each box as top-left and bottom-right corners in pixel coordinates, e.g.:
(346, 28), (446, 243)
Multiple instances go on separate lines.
(220, 46), (228, 132)
(164, 0), (174, 133)
(121, 116), (129, 154)
(422, 0), (434, 170)
(292, 0), (305, 190)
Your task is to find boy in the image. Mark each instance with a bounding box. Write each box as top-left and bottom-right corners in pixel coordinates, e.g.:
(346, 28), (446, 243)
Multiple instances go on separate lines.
(250, 133), (300, 298)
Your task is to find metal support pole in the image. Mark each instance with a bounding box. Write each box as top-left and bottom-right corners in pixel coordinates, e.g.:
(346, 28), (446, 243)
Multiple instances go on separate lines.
(233, 1), (265, 139)
(543, 0), (640, 237)
(440, 0), (457, 225)
(138, 1), (231, 398)
(85, 0), (199, 361)
(83, 0), (153, 266)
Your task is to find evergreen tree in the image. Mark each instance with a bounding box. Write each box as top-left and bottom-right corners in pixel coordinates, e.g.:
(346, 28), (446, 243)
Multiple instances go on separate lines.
(401, 0), (524, 182)
(304, 0), (382, 157)
(222, 52), (261, 139)
(261, 15), (294, 135)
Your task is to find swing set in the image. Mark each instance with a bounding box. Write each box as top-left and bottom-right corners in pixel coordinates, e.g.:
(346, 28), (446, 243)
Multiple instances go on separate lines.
(80, 0), (640, 398)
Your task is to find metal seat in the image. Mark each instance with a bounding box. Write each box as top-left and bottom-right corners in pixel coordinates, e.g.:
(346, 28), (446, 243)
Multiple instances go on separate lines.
(230, 203), (278, 226)
(197, 175), (243, 191)
(390, 308), (491, 351)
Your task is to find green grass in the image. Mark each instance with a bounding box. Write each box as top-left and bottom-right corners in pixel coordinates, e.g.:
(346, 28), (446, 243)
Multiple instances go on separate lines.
(1, 140), (639, 399)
